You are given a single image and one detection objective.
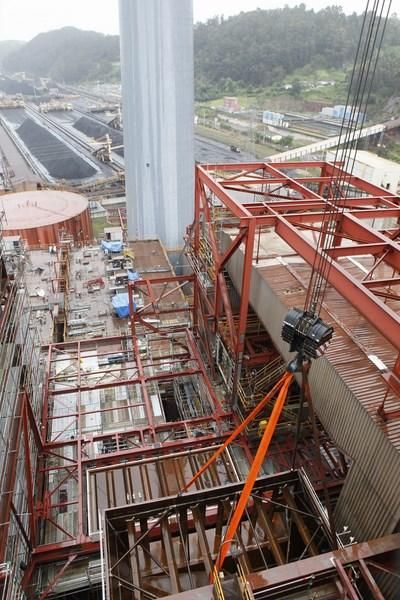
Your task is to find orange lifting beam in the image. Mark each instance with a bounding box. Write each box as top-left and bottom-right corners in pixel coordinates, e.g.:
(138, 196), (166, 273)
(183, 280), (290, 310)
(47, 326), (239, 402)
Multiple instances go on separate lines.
(180, 372), (293, 495)
(213, 373), (293, 578)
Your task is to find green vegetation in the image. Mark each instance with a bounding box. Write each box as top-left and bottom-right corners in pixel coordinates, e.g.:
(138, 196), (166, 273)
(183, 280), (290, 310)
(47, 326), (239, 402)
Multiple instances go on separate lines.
(91, 215), (108, 240)
(0, 40), (24, 69)
(194, 7), (400, 112)
(1, 7), (400, 115)
(377, 137), (400, 163)
(3, 27), (119, 83)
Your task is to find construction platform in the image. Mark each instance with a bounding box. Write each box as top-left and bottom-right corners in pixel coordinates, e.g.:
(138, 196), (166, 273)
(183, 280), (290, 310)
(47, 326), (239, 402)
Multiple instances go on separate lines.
(188, 161), (400, 545)
(0, 160), (399, 600)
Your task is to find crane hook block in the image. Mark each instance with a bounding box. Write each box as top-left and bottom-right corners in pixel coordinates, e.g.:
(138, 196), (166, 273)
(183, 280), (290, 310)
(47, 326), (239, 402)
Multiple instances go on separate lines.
(281, 307), (333, 360)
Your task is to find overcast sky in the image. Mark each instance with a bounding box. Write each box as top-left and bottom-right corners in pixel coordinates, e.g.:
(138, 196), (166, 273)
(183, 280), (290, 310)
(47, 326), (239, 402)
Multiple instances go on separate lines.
(0, 0), (399, 42)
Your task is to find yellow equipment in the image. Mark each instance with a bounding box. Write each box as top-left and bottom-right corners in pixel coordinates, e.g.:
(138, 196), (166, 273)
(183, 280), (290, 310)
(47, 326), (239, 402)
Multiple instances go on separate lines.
(258, 419), (268, 437)
(123, 248), (135, 262)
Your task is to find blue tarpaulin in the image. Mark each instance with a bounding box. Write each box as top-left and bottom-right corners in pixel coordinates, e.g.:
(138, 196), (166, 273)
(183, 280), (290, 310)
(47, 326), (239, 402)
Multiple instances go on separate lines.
(112, 293), (130, 318)
(127, 269), (140, 282)
(101, 240), (123, 253)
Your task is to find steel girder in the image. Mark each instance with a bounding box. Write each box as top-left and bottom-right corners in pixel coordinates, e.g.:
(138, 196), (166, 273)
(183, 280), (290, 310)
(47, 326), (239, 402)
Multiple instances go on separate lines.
(191, 163), (400, 384)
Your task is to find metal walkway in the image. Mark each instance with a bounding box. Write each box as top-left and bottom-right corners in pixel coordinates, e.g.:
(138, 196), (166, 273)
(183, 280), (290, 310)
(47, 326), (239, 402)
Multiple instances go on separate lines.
(266, 122), (386, 162)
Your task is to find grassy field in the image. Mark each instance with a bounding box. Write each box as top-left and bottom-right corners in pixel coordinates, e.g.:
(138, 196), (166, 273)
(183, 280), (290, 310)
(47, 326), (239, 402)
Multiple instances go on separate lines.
(91, 215), (108, 240)
(378, 141), (400, 164)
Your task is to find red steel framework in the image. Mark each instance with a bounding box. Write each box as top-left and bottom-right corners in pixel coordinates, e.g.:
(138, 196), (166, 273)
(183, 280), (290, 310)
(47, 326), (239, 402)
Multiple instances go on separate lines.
(19, 322), (240, 597)
(16, 275), (345, 597)
(7, 160), (400, 598)
(187, 161), (400, 399)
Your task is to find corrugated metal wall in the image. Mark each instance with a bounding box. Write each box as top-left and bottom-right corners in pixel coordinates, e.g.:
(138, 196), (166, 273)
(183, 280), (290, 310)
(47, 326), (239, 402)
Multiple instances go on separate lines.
(225, 234), (400, 543)
(310, 357), (400, 540)
(119, 0), (194, 249)
(5, 208), (92, 247)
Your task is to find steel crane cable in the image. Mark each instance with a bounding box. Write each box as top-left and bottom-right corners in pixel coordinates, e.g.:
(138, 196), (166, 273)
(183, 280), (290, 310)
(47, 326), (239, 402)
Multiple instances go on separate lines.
(303, 0), (374, 314)
(307, 0), (391, 315)
(316, 0), (391, 314)
(308, 0), (390, 315)
(317, 0), (392, 309)
(304, 0), (392, 317)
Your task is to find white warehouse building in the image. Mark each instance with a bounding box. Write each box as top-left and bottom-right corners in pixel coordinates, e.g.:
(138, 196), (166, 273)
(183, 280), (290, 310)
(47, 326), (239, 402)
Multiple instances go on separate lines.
(327, 149), (400, 194)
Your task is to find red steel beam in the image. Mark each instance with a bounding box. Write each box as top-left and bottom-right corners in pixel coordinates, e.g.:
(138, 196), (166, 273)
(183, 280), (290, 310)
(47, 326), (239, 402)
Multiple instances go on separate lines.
(195, 164), (400, 355)
(325, 243), (389, 257)
(247, 533), (400, 593)
(332, 558), (359, 600)
(22, 399), (37, 548)
(218, 228), (247, 269)
(363, 277), (400, 288)
(231, 219), (256, 400)
(197, 165), (252, 218)
(324, 161), (400, 198)
(240, 197), (399, 210)
(47, 367), (204, 396)
(274, 215), (400, 350)
(358, 558), (385, 600)
(252, 208), (400, 226)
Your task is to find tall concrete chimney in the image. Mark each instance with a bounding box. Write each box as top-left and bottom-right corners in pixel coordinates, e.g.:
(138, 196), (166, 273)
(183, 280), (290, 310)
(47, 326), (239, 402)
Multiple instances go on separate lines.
(119, 0), (194, 249)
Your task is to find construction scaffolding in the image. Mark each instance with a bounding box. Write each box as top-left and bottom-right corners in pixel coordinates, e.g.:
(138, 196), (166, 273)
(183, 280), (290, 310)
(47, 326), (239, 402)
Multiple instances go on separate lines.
(186, 161), (400, 401)
(0, 161), (399, 599)
(0, 215), (43, 600)
(104, 469), (335, 599)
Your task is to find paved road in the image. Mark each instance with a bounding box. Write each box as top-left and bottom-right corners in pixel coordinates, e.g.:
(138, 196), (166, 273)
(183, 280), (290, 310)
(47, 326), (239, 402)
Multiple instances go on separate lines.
(195, 135), (256, 164)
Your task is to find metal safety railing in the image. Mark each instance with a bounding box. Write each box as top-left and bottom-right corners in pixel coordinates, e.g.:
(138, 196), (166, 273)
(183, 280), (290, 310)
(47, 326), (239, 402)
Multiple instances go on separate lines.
(212, 567), (226, 600)
(237, 356), (286, 410)
(0, 563), (26, 600)
(236, 563), (254, 600)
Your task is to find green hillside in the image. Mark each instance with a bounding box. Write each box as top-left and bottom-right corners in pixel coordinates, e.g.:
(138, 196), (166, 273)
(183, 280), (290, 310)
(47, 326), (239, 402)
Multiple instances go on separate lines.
(0, 40), (24, 69)
(3, 27), (119, 83)
(2, 6), (400, 108)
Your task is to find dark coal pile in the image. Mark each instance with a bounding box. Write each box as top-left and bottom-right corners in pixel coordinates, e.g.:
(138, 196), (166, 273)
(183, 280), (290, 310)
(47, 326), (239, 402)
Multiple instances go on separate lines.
(0, 76), (35, 95)
(17, 119), (97, 180)
(74, 116), (124, 157)
(0, 108), (27, 127)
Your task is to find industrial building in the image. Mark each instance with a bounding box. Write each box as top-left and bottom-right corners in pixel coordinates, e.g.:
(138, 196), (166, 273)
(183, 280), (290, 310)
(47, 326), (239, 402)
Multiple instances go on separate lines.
(327, 149), (400, 194)
(0, 0), (399, 598)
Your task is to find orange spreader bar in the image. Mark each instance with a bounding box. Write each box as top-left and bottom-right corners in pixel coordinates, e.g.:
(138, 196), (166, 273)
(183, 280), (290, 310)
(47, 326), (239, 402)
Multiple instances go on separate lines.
(180, 372), (293, 495)
(213, 373), (293, 579)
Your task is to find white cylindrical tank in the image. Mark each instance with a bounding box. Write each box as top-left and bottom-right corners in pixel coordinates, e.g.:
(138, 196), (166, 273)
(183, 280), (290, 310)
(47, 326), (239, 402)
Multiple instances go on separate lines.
(119, 0), (194, 249)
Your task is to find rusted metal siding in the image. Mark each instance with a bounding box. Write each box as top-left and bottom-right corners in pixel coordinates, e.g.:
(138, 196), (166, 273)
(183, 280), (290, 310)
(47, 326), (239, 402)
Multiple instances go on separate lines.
(87, 446), (240, 534)
(3, 190), (92, 246)
(310, 357), (400, 540)
(5, 209), (92, 247)
(224, 231), (400, 542)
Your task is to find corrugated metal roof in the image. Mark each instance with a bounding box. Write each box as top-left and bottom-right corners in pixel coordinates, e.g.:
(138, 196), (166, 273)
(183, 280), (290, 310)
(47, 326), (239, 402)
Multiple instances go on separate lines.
(262, 259), (400, 448)
(3, 190), (88, 229)
(225, 230), (400, 541)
